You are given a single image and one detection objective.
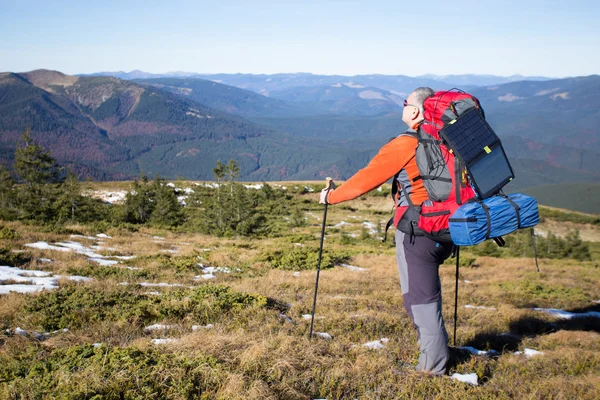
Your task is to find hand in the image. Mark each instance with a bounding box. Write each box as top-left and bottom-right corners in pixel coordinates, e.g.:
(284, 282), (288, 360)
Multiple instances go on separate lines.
(319, 178), (336, 204)
(319, 187), (330, 204)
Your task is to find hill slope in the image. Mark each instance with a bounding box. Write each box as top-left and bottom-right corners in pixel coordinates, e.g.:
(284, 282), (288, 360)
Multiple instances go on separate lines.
(518, 183), (600, 214)
(0, 70), (384, 181)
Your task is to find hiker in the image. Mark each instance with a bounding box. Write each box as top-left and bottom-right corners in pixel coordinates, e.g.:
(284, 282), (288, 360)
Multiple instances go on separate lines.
(319, 87), (453, 375)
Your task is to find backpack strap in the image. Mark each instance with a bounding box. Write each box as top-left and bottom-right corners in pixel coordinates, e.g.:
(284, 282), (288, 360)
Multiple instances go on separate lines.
(499, 193), (521, 229)
(480, 201), (492, 240)
(382, 132), (418, 243)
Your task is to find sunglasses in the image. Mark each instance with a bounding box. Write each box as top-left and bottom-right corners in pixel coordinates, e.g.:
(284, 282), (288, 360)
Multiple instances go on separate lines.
(403, 99), (417, 108)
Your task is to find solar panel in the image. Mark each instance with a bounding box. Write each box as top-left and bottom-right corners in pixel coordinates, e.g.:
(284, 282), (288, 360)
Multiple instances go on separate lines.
(439, 107), (514, 199)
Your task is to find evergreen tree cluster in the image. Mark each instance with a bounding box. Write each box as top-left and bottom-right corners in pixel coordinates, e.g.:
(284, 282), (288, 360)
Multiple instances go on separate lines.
(122, 175), (183, 227)
(184, 160), (303, 237)
(0, 129), (110, 224)
(0, 129), (308, 237)
(472, 229), (592, 261)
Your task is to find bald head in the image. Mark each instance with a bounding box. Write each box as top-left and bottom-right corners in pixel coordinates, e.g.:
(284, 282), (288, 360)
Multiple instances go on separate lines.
(402, 87), (434, 128)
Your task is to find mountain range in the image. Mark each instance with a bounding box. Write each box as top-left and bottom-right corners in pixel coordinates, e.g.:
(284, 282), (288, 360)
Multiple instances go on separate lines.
(1, 69), (599, 197)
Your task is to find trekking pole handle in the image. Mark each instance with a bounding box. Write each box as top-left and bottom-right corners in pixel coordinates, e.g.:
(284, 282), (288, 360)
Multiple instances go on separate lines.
(325, 177), (337, 191)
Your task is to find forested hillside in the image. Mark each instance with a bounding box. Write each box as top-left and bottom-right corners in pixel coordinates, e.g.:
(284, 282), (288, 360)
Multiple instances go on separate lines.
(1, 70), (599, 189)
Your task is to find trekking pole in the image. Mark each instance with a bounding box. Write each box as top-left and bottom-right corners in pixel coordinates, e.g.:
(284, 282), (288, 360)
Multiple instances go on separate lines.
(531, 228), (540, 273)
(453, 246), (460, 346)
(309, 178), (335, 340)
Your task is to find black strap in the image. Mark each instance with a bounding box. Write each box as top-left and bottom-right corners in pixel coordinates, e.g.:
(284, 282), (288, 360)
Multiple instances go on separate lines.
(453, 246), (460, 346)
(449, 217), (477, 223)
(480, 202), (492, 240)
(501, 194), (521, 229)
(401, 185), (415, 208)
(531, 228), (540, 272)
(417, 175), (452, 183)
(382, 215), (394, 243)
(420, 138), (441, 145)
(455, 157), (462, 205)
(422, 210), (451, 217)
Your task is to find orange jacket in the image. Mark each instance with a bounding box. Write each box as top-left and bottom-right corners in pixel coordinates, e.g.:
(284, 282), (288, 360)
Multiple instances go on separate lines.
(327, 134), (427, 206)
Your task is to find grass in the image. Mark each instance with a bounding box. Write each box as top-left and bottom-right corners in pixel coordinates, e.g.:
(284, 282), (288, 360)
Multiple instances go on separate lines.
(1, 188), (600, 399)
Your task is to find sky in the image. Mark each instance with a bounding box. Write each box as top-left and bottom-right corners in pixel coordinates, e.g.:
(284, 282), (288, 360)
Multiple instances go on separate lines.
(1, 0), (599, 78)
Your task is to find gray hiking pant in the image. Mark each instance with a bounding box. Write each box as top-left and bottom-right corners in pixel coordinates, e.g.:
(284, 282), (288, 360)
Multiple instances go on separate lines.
(395, 230), (453, 375)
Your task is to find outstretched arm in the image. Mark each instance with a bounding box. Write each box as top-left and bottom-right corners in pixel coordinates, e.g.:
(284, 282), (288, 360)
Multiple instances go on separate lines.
(326, 135), (417, 205)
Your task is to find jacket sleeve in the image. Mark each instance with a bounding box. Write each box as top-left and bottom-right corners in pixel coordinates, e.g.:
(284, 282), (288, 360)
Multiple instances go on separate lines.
(327, 135), (417, 205)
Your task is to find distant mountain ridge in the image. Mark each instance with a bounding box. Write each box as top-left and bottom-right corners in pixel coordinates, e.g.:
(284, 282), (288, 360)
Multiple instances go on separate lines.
(82, 70), (553, 93)
(0, 70), (386, 181)
(2, 69), (599, 191)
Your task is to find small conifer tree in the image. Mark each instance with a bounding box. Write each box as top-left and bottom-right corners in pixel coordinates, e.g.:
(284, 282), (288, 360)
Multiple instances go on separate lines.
(149, 176), (183, 227)
(14, 128), (62, 221)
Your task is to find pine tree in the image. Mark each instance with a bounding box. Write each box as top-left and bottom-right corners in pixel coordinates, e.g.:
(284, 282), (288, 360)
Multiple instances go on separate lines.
(55, 171), (82, 222)
(564, 230), (591, 261)
(213, 161), (225, 230)
(14, 128), (62, 221)
(123, 175), (155, 224)
(149, 176), (183, 227)
(0, 165), (17, 220)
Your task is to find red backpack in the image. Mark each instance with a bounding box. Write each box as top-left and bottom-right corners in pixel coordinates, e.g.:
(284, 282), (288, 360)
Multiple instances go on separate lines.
(391, 90), (481, 243)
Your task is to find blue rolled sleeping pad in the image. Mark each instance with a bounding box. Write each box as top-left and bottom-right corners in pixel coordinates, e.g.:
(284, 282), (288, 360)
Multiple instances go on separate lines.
(449, 193), (539, 246)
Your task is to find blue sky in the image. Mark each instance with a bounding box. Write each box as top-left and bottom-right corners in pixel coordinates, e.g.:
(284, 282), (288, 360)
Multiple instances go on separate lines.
(1, 0), (599, 77)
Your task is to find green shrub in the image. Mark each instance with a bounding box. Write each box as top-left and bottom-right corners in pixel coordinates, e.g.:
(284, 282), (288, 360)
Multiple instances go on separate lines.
(0, 247), (31, 267)
(66, 264), (154, 280)
(0, 225), (19, 240)
(0, 343), (225, 399)
(539, 207), (600, 225)
(23, 283), (269, 331)
(258, 246), (351, 271)
(444, 253), (476, 267)
(498, 278), (588, 308)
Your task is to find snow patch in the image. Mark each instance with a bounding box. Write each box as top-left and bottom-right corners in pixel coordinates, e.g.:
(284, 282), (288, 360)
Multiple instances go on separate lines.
(244, 184), (264, 190)
(192, 324), (214, 331)
(339, 264), (369, 272)
(334, 221), (351, 228)
(151, 338), (178, 345)
(139, 282), (185, 288)
(144, 324), (174, 332)
(313, 332), (332, 340)
(302, 314), (324, 320)
(84, 190), (127, 204)
(458, 346), (498, 356)
(362, 221), (378, 235)
(534, 307), (600, 320)
(515, 348), (544, 358)
(451, 373), (478, 386)
(89, 258), (119, 266)
(362, 338), (389, 350)
(0, 265), (92, 294)
(464, 304), (496, 310)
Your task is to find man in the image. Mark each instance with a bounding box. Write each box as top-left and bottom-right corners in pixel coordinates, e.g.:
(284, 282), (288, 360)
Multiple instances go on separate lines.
(319, 87), (453, 375)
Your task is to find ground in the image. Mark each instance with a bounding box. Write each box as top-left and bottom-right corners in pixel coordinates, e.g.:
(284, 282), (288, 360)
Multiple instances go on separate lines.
(1, 185), (599, 399)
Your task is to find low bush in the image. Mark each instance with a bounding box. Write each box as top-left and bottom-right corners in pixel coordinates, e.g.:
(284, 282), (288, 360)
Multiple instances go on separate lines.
(258, 246), (351, 271)
(0, 225), (19, 240)
(0, 343), (225, 399)
(66, 264), (154, 280)
(23, 283), (269, 331)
